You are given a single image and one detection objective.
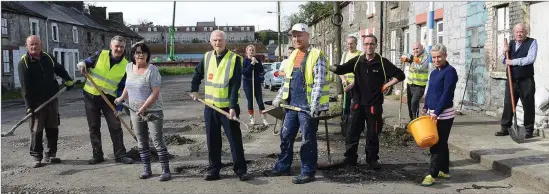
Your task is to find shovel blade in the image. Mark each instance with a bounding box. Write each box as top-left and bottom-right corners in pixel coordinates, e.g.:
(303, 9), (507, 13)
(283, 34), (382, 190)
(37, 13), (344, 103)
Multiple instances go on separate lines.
(509, 123), (526, 143)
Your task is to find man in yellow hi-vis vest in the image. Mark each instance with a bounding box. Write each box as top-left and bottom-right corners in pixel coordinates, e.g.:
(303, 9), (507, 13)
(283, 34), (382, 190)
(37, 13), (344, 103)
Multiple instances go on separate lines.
(400, 42), (429, 121)
(189, 30), (251, 182)
(76, 36), (134, 165)
(263, 23), (330, 184)
(339, 36), (362, 135)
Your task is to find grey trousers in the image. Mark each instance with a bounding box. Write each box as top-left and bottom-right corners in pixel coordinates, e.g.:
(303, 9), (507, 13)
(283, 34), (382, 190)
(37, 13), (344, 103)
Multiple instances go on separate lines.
(130, 111), (167, 151)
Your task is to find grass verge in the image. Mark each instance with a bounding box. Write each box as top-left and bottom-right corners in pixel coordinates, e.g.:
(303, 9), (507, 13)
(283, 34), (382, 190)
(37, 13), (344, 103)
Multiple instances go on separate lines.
(158, 66), (195, 76)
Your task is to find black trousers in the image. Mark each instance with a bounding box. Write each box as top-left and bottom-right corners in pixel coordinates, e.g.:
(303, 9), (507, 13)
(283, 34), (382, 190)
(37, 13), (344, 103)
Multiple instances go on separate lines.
(344, 103), (383, 163)
(501, 77), (535, 133)
(429, 118), (454, 177)
(84, 94), (127, 159)
(29, 99), (60, 160)
(204, 106), (247, 175)
(407, 84), (426, 121)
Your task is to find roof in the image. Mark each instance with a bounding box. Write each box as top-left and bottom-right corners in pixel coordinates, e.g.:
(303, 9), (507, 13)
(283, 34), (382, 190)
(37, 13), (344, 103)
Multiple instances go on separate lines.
(197, 21), (215, 26)
(147, 43), (267, 54)
(128, 25), (255, 33)
(2, 1), (141, 39)
(1, 1), (46, 18)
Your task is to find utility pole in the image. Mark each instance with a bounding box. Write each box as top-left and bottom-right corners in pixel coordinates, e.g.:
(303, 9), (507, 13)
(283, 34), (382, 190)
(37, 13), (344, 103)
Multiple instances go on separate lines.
(333, 1), (343, 95)
(168, 1), (176, 61)
(277, 1), (281, 62)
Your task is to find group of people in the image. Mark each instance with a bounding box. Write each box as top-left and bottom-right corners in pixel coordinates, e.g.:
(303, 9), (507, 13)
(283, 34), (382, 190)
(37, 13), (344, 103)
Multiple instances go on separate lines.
(19, 20), (537, 186)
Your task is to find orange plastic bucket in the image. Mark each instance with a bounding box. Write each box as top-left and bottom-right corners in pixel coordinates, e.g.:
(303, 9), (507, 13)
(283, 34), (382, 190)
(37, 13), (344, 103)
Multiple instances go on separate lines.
(407, 116), (439, 148)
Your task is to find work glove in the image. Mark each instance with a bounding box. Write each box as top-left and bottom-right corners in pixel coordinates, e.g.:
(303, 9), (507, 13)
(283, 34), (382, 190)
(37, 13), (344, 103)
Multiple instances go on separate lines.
(251, 57), (258, 65)
(64, 80), (74, 91)
(189, 92), (199, 101)
(77, 61), (87, 74)
(400, 55), (410, 63)
(309, 106), (318, 118)
(26, 108), (33, 115)
(272, 98), (281, 108)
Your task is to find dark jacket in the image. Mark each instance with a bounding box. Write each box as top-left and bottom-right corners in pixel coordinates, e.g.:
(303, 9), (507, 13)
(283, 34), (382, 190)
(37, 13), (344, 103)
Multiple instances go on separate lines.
(18, 52), (72, 109)
(332, 53), (405, 106)
(423, 62), (458, 116)
(242, 56), (264, 82)
(191, 49), (242, 109)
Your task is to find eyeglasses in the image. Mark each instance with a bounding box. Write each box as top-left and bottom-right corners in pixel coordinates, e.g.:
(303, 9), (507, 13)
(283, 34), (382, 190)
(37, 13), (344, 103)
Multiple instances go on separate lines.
(134, 52), (147, 56)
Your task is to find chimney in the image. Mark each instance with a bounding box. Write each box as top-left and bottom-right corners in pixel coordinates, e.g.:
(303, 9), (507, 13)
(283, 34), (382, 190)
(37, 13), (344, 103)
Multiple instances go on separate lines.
(89, 6), (107, 19)
(52, 1), (84, 12)
(108, 12), (124, 25)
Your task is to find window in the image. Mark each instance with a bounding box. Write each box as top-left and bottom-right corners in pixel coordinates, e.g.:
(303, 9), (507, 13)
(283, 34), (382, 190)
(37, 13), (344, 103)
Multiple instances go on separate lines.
(246, 27), (250, 31)
(1, 18), (8, 36)
(497, 5), (510, 65)
(135, 28), (139, 32)
(436, 21), (444, 44)
(223, 27), (227, 31)
(148, 27), (151, 31)
(2, 49), (11, 74)
(101, 34), (106, 43)
(72, 26), (78, 43)
(174, 27), (178, 31)
(192, 27), (195, 31)
(403, 28), (410, 54)
(204, 27), (207, 31)
(348, 1), (355, 23)
(29, 18), (39, 36)
(229, 27), (232, 31)
(367, 2), (376, 16)
(241, 27), (244, 31)
(420, 25), (427, 47)
(209, 27), (213, 31)
(74, 52), (79, 73)
(186, 27), (189, 31)
(153, 27), (157, 32)
(51, 23), (59, 42)
(87, 31), (92, 43)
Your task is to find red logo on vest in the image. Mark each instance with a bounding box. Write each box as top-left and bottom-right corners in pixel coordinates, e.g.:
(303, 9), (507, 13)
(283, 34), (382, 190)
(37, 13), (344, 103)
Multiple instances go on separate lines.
(208, 73), (214, 80)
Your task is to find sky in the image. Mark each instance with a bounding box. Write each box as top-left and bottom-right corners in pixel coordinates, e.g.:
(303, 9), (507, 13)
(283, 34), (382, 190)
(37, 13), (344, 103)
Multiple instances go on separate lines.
(91, 1), (306, 31)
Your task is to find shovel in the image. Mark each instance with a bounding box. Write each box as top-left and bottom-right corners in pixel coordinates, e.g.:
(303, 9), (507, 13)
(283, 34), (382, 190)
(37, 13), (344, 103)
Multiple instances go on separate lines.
(393, 61), (409, 131)
(114, 100), (162, 121)
(504, 38), (526, 143)
(2, 87), (67, 137)
(83, 73), (137, 141)
(191, 94), (250, 130)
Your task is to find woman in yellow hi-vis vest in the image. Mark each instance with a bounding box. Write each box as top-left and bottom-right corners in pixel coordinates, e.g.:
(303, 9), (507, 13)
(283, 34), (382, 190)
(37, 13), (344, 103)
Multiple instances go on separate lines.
(264, 23), (331, 185)
(189, 30), (251, 182)
(77, 36), (134, 165)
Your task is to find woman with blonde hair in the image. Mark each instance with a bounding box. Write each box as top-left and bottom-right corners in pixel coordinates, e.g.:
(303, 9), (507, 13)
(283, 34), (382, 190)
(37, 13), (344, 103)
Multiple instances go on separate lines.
(242, 44), (268, 125)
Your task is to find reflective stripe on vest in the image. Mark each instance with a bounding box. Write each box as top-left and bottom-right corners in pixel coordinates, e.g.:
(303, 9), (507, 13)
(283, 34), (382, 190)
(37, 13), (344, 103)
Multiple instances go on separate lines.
(21, 52), (55, 68)
(408, 53), (429, 86)
(341, 51), (361, 82)
(203, 50), (237, 108)
(281, 48), (331, 106)
(83, 50), (128, 97)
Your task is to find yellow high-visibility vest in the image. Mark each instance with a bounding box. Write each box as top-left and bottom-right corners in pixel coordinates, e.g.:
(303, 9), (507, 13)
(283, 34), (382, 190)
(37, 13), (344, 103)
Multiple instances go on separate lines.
(340, 50), (361, 82)
(408, 53), (429, 86)
(203, 50), (240, 108)
(83, 50), (128, 97)
(281, 48), (331, 106)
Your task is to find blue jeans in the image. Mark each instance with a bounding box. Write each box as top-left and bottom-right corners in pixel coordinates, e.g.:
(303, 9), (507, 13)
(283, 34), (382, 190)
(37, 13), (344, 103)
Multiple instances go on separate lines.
(242, 79), (265, 112)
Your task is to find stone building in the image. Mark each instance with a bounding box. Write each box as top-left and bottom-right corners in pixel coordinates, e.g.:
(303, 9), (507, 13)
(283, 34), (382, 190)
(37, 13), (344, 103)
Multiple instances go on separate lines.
(1, 1), (142, 90)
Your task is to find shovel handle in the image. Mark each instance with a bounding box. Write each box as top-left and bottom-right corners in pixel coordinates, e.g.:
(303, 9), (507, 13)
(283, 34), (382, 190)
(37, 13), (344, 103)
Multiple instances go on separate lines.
(504, 38), (516, 113)
(192, 95), (248, 129)
(84, 73), (137, 141)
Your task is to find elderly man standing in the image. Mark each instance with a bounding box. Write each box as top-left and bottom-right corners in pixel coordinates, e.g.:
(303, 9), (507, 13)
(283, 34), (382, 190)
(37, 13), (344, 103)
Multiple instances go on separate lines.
(76, 36), (134, 165)
(263, 23), (331, 184)
(189, 30), (251, 181)
(400, 42), (430, 121)
(496, 23), (538, 139)
(329, 34), (405, 169)
(19, 35), (74, 168)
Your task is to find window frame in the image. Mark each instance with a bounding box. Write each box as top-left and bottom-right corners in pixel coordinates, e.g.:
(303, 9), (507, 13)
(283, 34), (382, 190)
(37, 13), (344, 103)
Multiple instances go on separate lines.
(29, 18), (40, 36)
(436, 20), (444, 44)
(403, 28), (410, 55)
(348, 1), (355, 23)
(72, 26), (78, 43)
(2, 49), (11, 75)
(51, 23), (59, 42)
(496, 5), (511, 70)
(1, 18), (8, 36)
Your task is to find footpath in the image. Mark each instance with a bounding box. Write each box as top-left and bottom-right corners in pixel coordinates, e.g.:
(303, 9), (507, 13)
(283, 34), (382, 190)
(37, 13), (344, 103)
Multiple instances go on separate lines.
(383, 98), (549, 193)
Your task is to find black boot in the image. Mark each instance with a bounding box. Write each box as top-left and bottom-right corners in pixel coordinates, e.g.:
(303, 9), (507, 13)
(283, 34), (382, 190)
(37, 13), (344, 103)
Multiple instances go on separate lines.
(139, 148), (152, 179)
(495, 128), (510, 136)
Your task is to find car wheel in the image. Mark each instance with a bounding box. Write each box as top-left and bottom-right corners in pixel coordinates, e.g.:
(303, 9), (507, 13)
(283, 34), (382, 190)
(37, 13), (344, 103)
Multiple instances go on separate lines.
(263, 81), (268, 89)
(270, 80), (276, 91)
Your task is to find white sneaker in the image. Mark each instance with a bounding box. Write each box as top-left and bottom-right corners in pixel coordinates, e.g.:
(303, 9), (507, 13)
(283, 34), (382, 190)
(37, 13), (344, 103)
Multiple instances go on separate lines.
(261, 114), (269, 125)
(249, 115), (255, 125)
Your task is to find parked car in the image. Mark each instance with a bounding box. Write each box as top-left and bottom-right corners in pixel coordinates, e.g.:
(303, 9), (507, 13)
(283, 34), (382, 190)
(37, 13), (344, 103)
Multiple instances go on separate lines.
(263, 62), (284, 91)
(262, 63), (272, 76)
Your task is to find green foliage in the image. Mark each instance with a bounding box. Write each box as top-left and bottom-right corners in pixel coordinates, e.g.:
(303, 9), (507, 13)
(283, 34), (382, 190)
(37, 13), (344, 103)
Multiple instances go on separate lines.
(158, 66), (195, 76)
(287, 2), (334, 28)
(191, 38), (202, 43)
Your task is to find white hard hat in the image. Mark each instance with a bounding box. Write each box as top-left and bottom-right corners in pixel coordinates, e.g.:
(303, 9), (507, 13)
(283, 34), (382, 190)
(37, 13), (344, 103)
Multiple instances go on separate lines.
(288, 23), (308, 35)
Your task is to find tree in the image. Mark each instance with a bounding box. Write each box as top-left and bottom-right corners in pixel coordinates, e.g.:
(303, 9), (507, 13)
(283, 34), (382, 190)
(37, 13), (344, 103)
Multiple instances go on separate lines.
(138, 19), (153, 26)
(285, 2), (333, 30)
(191, 38), (201, 43)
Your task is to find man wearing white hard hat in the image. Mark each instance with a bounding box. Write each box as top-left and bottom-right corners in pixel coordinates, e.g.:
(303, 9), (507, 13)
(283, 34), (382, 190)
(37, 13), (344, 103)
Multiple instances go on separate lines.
(263, 23), (331, 184)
